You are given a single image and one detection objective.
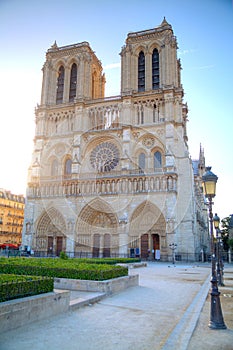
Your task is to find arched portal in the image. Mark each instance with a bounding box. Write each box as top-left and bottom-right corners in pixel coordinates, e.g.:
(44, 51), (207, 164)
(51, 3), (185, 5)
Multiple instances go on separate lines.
(76, 199), (118, 257)
(129, 201), (166, 260)
(35, 207), (66, 256)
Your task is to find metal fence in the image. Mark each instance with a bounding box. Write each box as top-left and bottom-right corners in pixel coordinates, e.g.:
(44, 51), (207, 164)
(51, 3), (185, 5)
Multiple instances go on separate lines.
(1, 249), (232, 263)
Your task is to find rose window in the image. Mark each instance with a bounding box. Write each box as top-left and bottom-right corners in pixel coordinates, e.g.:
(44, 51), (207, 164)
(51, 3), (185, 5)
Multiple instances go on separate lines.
(90, 142), (119, 172)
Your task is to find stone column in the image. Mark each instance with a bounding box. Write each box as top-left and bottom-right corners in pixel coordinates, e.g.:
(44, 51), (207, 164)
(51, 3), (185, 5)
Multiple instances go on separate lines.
(145, 51), (152, 91)
(63, 65), (71, 103)
(77, 59), (84, 99)
(41, 62), (49, 105)
(118, 220), (129, 256)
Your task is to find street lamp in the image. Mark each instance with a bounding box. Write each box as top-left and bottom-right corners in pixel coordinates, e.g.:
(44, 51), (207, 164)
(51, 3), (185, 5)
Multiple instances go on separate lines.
(202, 167), (226, 329)
(213, 213), (224, 286)
(169, 243), (177, 264)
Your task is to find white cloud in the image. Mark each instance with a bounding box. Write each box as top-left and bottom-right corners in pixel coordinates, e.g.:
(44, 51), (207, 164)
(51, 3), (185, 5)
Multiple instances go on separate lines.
(104, 63), (121, 70)
(178, 48), (197, 56)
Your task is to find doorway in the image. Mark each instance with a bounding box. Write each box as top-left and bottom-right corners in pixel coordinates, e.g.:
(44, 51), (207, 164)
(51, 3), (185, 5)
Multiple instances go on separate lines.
(152, 234), (160, 259)
(141, 233), (149, 259)
(93, 234), (100, 257)
(103, 234), (111, 257)
(56, 236), (63, 256)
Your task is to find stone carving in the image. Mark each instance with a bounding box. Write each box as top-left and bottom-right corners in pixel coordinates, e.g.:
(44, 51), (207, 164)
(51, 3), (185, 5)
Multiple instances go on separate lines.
(90, 142), (120, 172)
(142, 137), (155, 149)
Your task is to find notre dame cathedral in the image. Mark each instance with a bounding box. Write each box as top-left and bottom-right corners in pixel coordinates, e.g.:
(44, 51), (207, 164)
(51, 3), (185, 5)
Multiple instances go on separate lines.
(22, 18), (208, 261)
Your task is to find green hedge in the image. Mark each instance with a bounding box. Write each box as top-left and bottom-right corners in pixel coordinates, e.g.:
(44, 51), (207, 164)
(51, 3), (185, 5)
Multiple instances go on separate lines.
(73, 258), (141, 265)
(0, 258), (128, 281)
(0, 274), (54, 302)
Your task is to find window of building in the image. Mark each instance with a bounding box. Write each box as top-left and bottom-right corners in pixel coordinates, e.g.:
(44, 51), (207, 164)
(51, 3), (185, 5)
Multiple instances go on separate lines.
(138, 51), (145, 92)
(152, 48), (159, 90)
(153, 104), (157, 123)
(51, 159), (58, 177)
(56, 65), (65, 104)
(154, 151), (162, 169)
(90, 142), (119, 172)
(137, 105), (144, 124)
(139, 153), (145, 172)
(69, 63), (77, 102)
(64, 158), (72, 175)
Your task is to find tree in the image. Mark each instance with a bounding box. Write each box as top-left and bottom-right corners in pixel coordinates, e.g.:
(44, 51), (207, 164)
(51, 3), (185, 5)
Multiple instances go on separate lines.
(221, 214), (233, 251)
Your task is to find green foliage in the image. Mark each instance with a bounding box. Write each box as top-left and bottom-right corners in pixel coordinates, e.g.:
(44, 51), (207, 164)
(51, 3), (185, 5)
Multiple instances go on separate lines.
(59, 251), (68, 260)
(0, 257), (128, 281)
(221, 215), (233, 250)
(228, 238), (233, 249)
(0, 274), (54, 302)
(72, 257), (141, 265)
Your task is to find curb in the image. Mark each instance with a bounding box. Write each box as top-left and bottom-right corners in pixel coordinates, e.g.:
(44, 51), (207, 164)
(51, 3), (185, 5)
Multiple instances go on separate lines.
(161, 273), (211, 350)
(69, 293), (107, 311)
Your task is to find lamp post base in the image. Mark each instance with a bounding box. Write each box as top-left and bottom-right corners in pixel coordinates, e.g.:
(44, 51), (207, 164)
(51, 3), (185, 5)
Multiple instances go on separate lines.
(209, 291), (227, 329)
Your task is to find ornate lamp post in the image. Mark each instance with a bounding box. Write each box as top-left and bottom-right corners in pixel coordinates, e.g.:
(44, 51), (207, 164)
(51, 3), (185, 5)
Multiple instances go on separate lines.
(202, 167), (226, 329)
(213, 213), (224, 286)
(169, 243), (177, 264)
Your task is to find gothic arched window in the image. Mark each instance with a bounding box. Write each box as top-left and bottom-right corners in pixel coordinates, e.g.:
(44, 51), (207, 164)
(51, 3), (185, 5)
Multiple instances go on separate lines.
(139, 153), (145, 172)
(90, 142), (119, 173)
(64, 158), (72, 175)
(51, 159), (58, 177)
(152, 48), (159, 90)
(56, 65), (65, 104)
(138, 51), (145, 92)
(69, 63), (77, 102)
(154, 151), (162, 169)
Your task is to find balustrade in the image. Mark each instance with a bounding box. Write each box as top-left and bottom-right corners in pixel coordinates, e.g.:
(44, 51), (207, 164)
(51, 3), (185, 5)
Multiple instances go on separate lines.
(27, 171), (177, 198)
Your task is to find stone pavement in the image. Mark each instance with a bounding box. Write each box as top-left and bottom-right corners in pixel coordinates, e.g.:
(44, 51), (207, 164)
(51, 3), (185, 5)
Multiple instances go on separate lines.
(188, 265), (233, 350)
(0, 262), (232, 350)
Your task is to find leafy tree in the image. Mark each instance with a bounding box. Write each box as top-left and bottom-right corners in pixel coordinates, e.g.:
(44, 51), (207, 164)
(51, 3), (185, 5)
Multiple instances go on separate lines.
(221, 215), (233, 251)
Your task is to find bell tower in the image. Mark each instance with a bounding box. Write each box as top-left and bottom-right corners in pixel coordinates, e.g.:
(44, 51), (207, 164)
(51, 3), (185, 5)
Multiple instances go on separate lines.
(120, 17), (182, 95)
(40, 41), (105, 106)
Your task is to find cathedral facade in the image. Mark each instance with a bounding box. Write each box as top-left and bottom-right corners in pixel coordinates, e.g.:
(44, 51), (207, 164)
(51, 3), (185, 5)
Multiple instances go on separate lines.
(22, 18), (208, 261)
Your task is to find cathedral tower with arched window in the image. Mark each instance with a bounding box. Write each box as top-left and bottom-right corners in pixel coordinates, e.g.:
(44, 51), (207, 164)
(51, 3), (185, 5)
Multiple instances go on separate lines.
(22, 18), (207, 261)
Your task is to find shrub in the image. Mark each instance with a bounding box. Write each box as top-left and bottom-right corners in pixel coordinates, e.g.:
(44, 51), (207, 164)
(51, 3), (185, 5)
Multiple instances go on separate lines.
(0, 257), (128, 281)
(59, 251), (69, 260)
(0, 274), (54, 302)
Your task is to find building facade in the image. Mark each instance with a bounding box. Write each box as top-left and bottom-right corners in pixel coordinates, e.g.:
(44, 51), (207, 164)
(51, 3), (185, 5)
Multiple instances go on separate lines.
(0, 189), (25, 247)
(22, 18), (208, 261)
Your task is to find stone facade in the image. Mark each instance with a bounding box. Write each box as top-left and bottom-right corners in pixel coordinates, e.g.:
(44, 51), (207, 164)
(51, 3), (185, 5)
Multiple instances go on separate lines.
(22, 18), (208, 261)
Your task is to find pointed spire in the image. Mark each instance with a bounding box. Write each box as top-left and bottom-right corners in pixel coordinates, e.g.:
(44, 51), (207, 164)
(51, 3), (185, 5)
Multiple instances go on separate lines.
(161, 17), (168, 26)
(51, 40), (58, 49)
(198, 143), (205, 171)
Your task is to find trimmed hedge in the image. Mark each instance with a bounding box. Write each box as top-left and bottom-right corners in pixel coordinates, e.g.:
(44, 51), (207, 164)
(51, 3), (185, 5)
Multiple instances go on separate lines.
(0, 274), (54, 302)
(73, 258), (141, 265)
(0, 258), (128, 281)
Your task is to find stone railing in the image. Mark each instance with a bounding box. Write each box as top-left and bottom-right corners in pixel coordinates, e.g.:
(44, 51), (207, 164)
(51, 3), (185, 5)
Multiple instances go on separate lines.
(27, 170), (177, 198)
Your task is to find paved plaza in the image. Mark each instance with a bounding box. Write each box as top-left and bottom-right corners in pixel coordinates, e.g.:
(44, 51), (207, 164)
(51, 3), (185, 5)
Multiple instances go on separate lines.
(0, 262), (232, 350)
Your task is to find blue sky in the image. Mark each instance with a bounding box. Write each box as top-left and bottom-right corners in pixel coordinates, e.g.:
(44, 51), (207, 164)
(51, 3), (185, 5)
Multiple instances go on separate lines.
(0, 0), (232, 221)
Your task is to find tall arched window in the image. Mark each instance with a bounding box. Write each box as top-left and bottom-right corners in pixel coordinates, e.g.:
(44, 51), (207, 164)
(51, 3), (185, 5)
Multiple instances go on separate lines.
(138, 51), (145, 92)
(56, 65), (65, 104)
(154, 151), (162, 169)
(152, 48), (159, 90)
(139, 153), (145, 172)
(51, 159), (58, 177)
(69, 63), (77, 102)
(64, 158), (72, 176)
